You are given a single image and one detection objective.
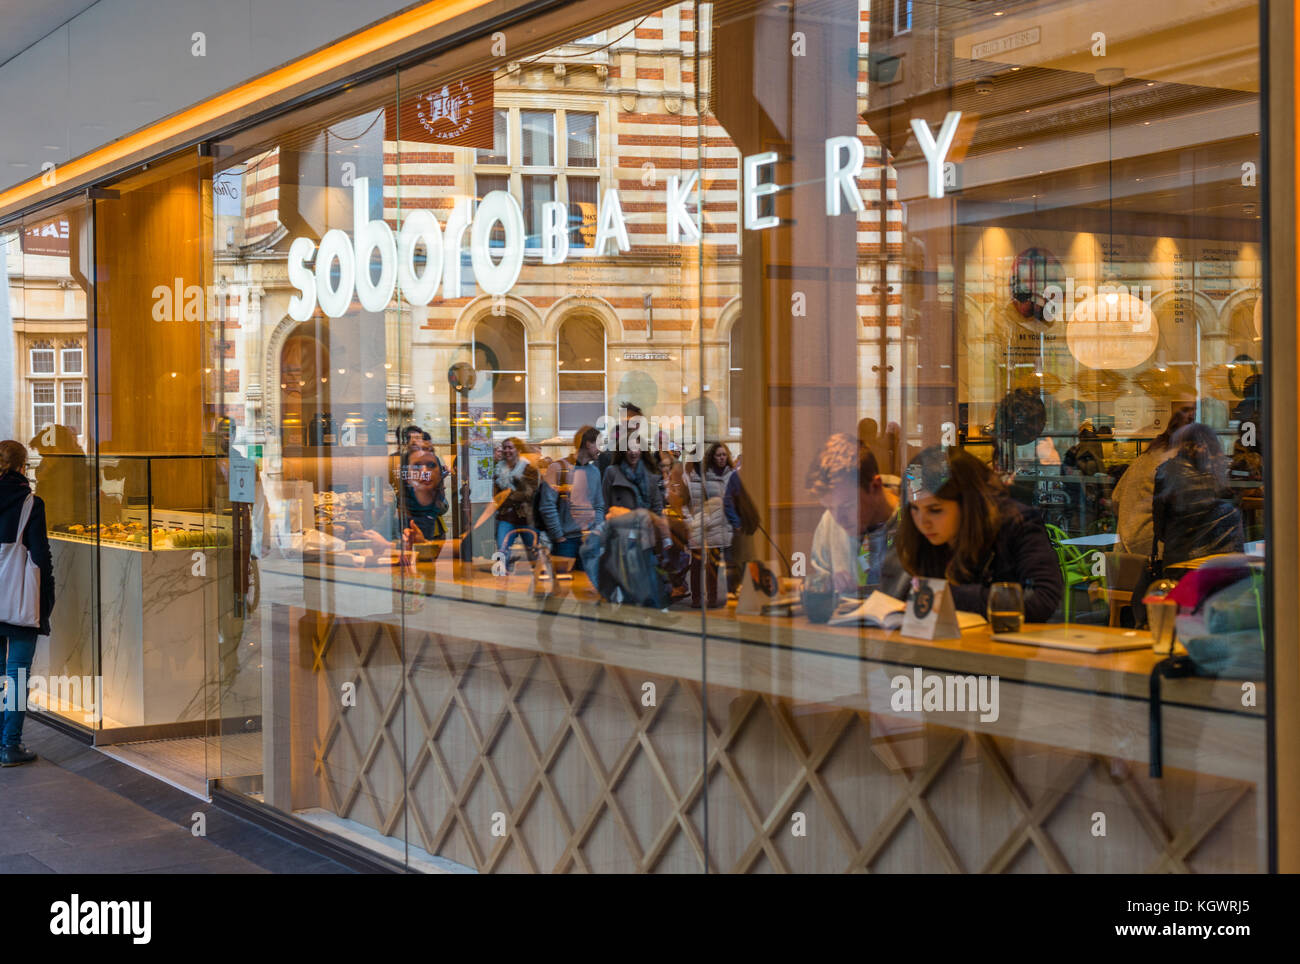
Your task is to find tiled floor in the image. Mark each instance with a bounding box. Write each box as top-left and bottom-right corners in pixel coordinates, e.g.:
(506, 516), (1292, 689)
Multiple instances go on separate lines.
(0, 721), (353, 874)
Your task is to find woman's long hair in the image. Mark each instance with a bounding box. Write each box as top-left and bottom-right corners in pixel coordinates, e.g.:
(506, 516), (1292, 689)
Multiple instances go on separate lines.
(1152, 404), (1196, 452)
(896, 446), (1006, 582)
(704, 441), (734, 476)
(1172, 422), (1228, 491)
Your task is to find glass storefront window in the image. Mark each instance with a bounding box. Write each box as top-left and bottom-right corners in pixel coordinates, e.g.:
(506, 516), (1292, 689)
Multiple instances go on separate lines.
(2, 0), (1277, 874)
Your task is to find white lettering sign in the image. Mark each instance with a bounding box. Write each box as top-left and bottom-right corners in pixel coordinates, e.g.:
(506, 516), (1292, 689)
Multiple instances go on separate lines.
(825, 135), (865, 216)
(666, 172), (701, 242)
(286, 180), (524, 320)
(910, 111), (963, 199)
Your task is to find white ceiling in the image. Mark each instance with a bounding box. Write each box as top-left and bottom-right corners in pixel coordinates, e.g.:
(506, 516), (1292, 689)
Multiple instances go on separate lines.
(0, 0), (101, 69)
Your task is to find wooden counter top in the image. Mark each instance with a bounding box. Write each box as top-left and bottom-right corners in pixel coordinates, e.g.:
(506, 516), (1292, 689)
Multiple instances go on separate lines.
(258, 552), (1262, 719)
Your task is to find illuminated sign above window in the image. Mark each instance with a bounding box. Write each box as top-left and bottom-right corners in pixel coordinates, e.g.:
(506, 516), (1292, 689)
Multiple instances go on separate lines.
(285, 119), (963, 320)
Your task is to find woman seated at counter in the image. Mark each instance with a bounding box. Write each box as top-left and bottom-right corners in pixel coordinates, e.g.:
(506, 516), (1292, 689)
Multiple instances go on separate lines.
(896, 446), (1064, 623)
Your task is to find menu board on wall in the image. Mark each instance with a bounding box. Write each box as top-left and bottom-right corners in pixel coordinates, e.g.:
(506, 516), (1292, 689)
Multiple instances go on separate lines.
(1197, 245), (1237, 298)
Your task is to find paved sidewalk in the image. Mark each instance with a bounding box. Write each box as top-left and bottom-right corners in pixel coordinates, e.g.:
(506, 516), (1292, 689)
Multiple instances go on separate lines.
(0, 720), (352, 874)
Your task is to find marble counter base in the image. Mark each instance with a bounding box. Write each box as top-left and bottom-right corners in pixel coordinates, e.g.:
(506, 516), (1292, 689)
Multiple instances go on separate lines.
(41, 538), (214, 728)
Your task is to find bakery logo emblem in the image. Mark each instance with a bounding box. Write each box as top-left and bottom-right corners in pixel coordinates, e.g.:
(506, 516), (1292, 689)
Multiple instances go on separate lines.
(417, 82), (477, 141)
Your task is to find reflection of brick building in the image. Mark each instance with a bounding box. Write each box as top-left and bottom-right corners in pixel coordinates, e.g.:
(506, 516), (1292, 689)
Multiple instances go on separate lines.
(214, 1), (904, 466)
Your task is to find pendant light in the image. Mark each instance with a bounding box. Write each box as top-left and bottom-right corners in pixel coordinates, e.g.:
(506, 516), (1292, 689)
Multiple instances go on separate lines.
(1067, 73), (1157, 370)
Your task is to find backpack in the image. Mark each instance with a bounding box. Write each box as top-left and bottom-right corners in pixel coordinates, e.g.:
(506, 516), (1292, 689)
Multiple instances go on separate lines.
(595, 508), (667, 609)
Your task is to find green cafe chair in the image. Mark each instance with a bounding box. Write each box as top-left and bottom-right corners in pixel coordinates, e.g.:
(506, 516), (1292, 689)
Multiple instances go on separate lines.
(1045, 523), (1097, 623)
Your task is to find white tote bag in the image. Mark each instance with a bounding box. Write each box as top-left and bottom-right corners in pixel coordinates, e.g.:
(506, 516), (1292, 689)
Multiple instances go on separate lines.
(0, 495), (41, 628)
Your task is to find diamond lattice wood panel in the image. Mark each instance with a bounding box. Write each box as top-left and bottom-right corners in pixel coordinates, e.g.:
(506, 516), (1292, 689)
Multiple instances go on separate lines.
(299, 620), (1263, 873)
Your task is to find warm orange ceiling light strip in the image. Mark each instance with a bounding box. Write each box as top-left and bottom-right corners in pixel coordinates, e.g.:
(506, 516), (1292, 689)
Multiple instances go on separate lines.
(0, 0), (493, 214)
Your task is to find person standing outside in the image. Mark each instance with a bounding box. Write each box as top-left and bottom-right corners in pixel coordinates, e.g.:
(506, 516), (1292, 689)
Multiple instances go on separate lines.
(0, 440), (55, 767)
(538, 425), (606, 561)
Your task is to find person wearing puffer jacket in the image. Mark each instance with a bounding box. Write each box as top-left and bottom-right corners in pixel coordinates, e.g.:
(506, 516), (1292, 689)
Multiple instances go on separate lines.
(683, 457), (733, 608)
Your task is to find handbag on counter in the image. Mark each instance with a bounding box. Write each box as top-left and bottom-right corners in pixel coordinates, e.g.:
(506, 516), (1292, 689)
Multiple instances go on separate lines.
(0, 495), (42, 629)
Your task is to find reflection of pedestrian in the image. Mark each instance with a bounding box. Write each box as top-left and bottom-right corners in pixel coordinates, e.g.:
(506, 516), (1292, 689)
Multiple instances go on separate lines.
(0, 440), (55, 767)
(493, 437), (539, 552)
(27, 424), (91, 528)
(1063, 422), (1105, 476)
(857, 418), (895, 478)
(538, 426), (606, 560)
(603, 441), (662, 513)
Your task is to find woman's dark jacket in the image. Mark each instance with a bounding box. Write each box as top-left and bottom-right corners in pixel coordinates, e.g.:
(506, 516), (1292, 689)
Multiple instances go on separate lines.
(1152, 455), (1243, 566)
(0, 471), (56, 637)
(603, 460), (664, 514)
(914, 497), (1063, 623)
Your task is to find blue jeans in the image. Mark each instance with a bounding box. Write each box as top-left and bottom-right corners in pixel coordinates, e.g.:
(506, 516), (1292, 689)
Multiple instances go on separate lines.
(1, 630), (38, 747)
(550, 536), (583, 559)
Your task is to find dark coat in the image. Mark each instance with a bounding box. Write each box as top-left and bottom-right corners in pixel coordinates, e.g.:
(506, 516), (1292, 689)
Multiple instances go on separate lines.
(914, 497), (1064, 623)
(0, 471), (56, 637)
(603, 460), (664, 514)
(1152, 455), (1243, 566)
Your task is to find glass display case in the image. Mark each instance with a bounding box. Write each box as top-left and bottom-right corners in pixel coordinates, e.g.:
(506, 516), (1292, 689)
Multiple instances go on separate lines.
(39, 453), (228, 550)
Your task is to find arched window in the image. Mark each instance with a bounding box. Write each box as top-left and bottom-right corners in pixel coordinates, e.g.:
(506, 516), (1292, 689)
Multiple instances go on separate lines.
(473, 314), (528, 436)
(728, 322), (743, 434)
(557, 314), (605, 434)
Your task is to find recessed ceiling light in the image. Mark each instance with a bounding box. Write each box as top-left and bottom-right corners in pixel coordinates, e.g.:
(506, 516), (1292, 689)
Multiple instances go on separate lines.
(994, 10), (1005, 15)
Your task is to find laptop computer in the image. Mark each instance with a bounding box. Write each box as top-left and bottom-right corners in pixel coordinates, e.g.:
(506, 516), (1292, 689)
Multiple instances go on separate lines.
(991, 626), (1151, 654)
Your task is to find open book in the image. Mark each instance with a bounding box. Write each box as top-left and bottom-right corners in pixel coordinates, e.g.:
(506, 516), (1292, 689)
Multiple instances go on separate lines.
(828, 591), (907, 628)
(828, 590), (988, 631)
